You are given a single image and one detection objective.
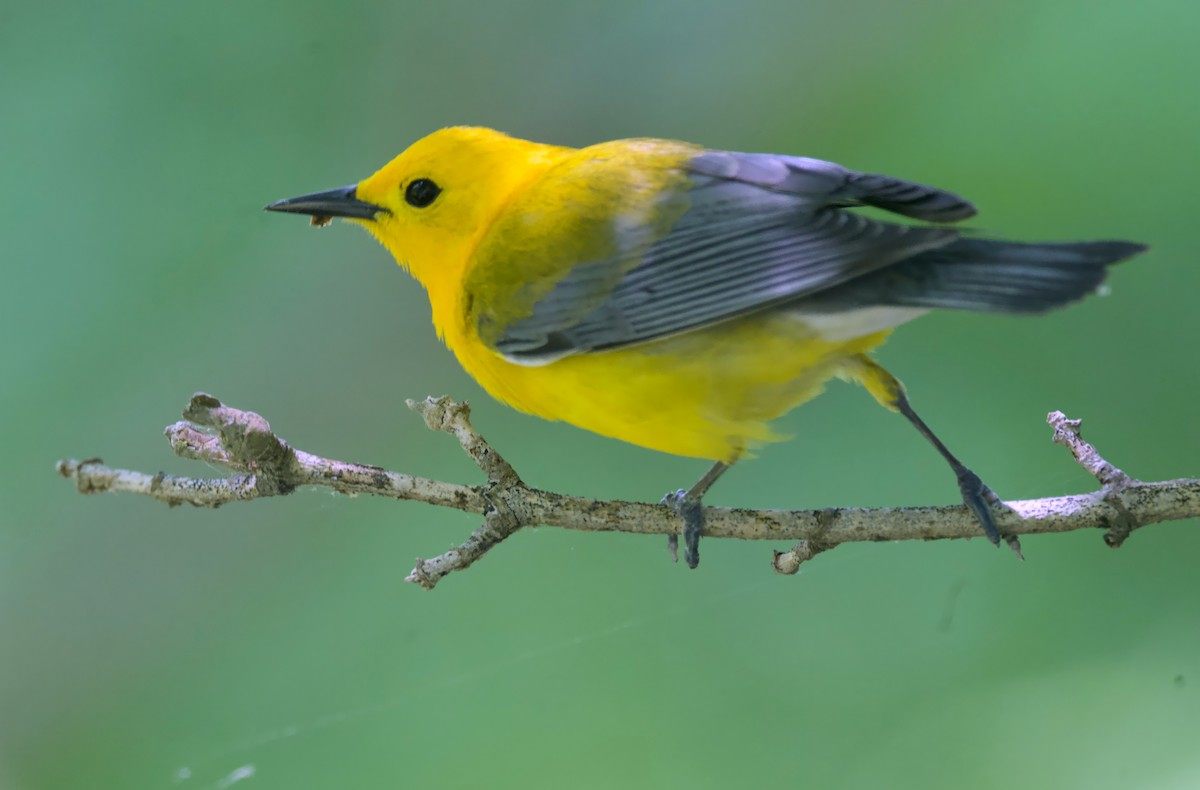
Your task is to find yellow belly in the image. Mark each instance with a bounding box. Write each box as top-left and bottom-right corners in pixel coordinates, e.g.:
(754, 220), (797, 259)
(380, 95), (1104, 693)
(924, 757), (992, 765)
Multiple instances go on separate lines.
(449, 311), (891, 462)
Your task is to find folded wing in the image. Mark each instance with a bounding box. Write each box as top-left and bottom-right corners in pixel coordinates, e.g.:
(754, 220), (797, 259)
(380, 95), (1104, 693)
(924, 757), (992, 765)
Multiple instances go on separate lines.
(493, 151), (973, 364)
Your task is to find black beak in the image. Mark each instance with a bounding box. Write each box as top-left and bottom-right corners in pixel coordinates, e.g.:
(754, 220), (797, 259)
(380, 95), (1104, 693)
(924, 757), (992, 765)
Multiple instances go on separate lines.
(264, 184), (387, 220)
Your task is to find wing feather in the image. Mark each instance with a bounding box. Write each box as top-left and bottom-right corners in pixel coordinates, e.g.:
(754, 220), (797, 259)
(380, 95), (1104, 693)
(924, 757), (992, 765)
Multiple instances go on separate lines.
(492, 151), (972, 363)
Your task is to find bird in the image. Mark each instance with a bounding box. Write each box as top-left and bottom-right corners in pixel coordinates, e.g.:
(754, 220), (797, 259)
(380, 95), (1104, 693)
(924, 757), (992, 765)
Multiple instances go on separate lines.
(266, 126), (1145, 568)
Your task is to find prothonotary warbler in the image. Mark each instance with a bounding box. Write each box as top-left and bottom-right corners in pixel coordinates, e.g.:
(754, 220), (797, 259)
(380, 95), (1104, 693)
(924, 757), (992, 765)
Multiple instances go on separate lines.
(267, 126), (1145, 568)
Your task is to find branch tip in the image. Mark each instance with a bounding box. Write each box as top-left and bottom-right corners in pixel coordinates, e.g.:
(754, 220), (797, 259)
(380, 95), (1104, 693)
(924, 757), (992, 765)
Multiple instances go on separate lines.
(1047, 410), (1133, 489)
(405, 558), (440, 590)
(407, 395), (468, 432)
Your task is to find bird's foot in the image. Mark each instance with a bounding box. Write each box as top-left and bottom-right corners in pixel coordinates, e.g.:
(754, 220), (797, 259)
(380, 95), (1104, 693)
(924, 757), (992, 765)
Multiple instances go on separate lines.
(661, 488), (703, 569)
(956, 467), (1002, 546)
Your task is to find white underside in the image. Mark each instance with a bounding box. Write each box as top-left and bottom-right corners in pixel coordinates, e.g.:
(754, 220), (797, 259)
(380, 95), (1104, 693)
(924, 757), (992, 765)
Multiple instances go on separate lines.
(790, 305), (929, 341)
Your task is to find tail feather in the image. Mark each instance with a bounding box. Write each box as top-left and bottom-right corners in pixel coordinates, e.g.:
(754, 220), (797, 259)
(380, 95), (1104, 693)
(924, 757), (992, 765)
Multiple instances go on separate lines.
(807, 238), (1146, 314)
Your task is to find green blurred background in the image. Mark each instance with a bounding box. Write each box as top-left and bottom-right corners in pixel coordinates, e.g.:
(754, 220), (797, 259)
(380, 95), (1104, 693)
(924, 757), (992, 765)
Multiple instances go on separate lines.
(3, 1), (1198, 788)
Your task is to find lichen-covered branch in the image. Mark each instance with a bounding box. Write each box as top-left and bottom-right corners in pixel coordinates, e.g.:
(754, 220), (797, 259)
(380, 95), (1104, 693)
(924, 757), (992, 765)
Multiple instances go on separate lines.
(57, 393), (1199, 589)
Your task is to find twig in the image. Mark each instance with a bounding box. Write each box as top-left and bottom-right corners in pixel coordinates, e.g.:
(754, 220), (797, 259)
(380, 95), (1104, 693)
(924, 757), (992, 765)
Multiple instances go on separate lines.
(1047, 410), (1138, 547)
(57, 394), (1199, 589)
(404, 397), (526, 588)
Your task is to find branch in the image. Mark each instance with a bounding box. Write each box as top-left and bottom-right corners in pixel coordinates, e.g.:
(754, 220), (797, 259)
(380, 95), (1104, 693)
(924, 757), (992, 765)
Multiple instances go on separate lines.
(57, 393), (1199, 589)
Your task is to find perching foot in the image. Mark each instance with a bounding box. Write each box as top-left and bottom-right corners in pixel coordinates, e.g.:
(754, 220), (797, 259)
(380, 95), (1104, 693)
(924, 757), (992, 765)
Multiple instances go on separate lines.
(956, 467), (1001, 546)
(662, 488), (704, 569)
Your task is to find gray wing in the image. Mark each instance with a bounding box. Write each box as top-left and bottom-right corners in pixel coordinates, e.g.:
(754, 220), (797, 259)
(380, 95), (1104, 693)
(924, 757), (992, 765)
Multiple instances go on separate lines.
(496, 151), (975, 364)
(688, 151), (977, 223)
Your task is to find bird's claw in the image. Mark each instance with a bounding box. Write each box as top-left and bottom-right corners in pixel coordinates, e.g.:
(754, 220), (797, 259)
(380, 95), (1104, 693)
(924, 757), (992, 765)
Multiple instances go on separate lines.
(660, 489), (688, 507)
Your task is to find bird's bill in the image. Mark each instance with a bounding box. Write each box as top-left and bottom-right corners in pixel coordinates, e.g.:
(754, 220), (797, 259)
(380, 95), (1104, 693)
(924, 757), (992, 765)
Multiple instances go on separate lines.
(264, 185), (387, 222)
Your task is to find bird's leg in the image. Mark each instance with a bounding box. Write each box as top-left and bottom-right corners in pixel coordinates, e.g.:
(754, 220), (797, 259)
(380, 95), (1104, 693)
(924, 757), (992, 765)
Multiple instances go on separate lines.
(663, 460), (731, 569)
(851, 354), (1002, 546)
(893, 393), (1002, 545)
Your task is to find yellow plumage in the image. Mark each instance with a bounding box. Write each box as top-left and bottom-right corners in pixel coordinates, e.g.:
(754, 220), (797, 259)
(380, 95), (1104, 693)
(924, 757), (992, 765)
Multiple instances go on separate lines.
(350, 128), (889, 461)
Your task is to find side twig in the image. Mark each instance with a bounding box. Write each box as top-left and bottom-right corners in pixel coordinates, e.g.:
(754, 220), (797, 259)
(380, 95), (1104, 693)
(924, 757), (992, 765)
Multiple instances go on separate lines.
(57, 393), (1199, 589)
(1047, 410), (1139, 547)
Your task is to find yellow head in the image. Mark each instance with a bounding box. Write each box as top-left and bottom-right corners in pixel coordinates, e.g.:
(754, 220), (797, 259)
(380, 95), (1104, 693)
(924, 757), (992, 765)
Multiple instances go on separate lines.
(267, 127), (567, 300)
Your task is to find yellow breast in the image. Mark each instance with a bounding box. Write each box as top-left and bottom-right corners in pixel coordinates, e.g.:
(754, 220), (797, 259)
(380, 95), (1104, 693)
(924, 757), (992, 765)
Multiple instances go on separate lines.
(445, 308), (890, 462)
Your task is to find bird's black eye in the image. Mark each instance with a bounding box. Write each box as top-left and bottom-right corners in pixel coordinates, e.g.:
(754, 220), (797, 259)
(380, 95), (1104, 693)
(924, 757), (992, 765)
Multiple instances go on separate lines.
(405, 178), (441, 208)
